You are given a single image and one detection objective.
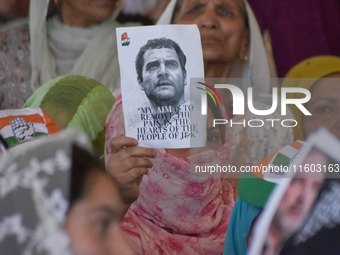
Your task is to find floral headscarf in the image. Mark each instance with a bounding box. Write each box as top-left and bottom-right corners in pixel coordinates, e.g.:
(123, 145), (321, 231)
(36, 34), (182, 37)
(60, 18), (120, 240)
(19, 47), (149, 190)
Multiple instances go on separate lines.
(0, 129), (88, 255)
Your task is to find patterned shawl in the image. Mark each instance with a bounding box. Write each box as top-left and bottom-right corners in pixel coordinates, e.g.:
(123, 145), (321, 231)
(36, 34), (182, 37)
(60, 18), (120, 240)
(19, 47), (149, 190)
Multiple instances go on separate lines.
(29, 0), (127, 93)
(0, 129), (88, 255)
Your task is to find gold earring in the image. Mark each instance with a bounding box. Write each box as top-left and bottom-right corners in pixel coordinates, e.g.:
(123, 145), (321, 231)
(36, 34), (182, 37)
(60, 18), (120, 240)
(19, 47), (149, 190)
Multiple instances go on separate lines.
(241, 55), (248, 66)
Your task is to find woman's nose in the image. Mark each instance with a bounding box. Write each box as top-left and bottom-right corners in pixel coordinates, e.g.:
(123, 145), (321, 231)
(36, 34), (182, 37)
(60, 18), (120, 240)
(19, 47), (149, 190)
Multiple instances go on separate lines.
(330, 112), (340, 139)
(197, 9), (219, 29)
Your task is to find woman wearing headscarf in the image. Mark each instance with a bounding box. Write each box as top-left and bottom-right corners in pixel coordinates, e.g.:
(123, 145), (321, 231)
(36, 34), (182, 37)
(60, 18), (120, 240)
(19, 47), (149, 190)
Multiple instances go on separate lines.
(106, 94), (234, 254)
(0, 0), (131, 109)
(23, 75), (115, 160)
(223, 55), (340, 255)
(104, 1), (292, 254)
(157, 0), (293, 175)
(158, 0), (271, 97)
(0, 129), (134, 255)
(282, 55), (340, 140)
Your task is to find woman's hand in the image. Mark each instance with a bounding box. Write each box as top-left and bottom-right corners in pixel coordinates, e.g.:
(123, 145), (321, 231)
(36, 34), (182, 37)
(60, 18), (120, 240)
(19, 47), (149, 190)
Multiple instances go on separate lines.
(107, 137), (156, 206)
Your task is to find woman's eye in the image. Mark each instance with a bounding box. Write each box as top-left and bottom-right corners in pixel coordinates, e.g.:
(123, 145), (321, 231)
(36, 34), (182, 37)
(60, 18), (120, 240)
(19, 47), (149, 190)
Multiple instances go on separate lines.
(315, 105), (332, 114)
(207, 134), (219, 142)
(217, 7), (232, 17)
(187, 5), (204, 15)
(96, 219), (110, 232)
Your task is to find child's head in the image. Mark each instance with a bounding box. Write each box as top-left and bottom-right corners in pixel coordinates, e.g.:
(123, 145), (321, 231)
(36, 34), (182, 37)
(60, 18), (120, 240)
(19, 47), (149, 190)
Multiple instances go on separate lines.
(0, 129), (134, 255)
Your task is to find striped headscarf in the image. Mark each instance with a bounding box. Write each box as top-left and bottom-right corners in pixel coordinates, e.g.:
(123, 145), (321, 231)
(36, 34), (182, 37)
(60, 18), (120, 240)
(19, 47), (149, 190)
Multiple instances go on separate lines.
(24, 75), (115, 159)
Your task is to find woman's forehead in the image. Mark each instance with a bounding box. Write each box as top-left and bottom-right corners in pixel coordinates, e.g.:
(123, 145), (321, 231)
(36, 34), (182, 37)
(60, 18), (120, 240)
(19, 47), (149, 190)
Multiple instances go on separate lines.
(176, 0), (247, 25)
(181, 0), (242, 8)
(311, 73), (340, 97)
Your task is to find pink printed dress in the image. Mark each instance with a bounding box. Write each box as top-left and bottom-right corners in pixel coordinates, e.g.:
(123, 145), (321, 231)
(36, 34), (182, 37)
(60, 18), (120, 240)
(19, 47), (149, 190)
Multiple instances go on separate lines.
(105, 95), (237, 255)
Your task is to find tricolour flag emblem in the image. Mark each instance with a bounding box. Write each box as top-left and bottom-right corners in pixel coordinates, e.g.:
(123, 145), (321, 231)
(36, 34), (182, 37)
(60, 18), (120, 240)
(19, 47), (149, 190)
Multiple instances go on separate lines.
(0, 108), (59, 152)
(121, 32), (130, 46)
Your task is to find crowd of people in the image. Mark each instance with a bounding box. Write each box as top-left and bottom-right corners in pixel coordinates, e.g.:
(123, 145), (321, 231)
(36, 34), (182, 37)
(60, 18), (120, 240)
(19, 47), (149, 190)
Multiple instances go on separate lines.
(0, 0), (339, 254)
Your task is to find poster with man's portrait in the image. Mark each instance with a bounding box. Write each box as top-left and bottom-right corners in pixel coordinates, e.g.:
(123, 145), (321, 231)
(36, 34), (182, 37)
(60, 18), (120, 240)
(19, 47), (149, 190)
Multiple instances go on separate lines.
(116, 25), (206, 148)
(248, 128), (340, 255)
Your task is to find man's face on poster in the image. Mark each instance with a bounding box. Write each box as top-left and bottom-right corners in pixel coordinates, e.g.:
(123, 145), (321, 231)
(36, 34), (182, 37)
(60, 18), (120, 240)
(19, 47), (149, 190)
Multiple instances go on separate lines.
(273, 152), (326, 237)
(139, 48), (186, 107)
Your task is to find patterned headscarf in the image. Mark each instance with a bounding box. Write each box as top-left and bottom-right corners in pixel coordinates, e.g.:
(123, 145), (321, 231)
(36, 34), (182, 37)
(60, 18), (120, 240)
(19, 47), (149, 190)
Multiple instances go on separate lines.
(282, 56), (340, 140)
(0, 129), (89, 255)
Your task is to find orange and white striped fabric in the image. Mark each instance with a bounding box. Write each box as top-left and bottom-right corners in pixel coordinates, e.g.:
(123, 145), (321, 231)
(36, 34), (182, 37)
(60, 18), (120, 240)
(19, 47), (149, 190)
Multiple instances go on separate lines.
(252, 141), (305, 183)
(0, 108), (59, 153)
(237, 141), (306, 208)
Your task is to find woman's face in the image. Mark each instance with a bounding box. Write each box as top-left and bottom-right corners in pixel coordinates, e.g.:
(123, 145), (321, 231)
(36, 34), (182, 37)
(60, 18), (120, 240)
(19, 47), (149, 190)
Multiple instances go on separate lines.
(302, 73), (340, 139)
(204, 106), (224, 150)
(65, 171), (135, 255)
(166, 107), (224, 157)
(175, 0), (249, 65)
(60, 0), (117, 27)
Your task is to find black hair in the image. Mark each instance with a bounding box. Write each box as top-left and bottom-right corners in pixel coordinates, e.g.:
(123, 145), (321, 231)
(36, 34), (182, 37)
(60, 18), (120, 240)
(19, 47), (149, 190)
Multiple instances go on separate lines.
(171, 0), (184, 24)
(68, 144), (106, 209)
(47, 0), (60, 19)
(207, 94), (226, 144)
(135, 37), (187, 83)
(117, 13), (154, 25)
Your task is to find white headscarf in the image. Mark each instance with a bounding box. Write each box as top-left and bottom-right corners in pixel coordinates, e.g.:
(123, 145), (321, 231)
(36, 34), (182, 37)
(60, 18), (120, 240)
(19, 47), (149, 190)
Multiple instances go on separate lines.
(29, 0), (127, 94)
(157, 0), (272, 103)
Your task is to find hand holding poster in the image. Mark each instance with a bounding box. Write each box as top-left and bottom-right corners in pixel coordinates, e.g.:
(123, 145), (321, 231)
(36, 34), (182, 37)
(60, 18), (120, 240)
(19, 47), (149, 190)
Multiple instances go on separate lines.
(116, 25), (206, 148)
(248, 128), (340, 255)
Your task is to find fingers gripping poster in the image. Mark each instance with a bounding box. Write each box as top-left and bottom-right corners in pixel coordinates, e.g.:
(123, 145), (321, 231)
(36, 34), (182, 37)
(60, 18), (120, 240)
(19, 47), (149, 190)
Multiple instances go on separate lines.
(116, 25), (206, 148)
